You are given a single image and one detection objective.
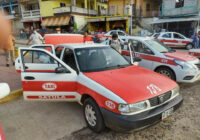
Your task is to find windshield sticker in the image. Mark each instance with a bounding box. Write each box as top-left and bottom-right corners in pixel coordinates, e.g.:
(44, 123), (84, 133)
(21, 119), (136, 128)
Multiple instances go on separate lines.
(147, 84), (162, 95)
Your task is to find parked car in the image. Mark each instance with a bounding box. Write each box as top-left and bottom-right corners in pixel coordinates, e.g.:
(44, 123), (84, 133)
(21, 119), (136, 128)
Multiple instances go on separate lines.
(97, 30), (129, 42)
(15, 39), (182, 132)
(121, 37), (200, 83)
(151, 32), (193, 49)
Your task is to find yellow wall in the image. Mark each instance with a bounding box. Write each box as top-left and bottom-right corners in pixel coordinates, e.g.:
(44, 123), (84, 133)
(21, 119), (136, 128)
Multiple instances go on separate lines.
(40, 0), (71, 17)
(109, 0), (159, 16)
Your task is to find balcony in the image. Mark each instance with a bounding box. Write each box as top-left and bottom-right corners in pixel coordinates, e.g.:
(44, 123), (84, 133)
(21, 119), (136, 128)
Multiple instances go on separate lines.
(22, 9), (40, 19)
(53, 6), (97, 15)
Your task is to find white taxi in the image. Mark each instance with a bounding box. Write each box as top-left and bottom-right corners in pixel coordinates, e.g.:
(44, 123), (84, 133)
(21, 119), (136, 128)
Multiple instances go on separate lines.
(122, 37), (200, 83)
(15, 43), (182, 132)
(152, 32), (193, 49)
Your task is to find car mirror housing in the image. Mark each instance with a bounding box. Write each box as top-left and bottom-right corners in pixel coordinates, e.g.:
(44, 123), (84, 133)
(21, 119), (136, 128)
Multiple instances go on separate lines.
(133, 57), (142, 62)
(55, 67), (70, 74)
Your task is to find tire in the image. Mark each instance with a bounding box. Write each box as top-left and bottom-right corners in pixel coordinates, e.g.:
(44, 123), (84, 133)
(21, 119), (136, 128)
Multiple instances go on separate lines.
(156, 67), (176, 80)
(186, 44), (193, 50)
(83, 97), (105, 133)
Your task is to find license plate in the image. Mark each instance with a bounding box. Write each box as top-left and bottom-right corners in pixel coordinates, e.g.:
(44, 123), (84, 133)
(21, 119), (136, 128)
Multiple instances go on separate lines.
(162, 108), (173, 120)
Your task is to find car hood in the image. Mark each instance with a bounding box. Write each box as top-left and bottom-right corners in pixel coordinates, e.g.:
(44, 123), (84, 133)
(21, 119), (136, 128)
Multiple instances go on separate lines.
(84, 66), (177, 104)
(164, 51), (197, 62)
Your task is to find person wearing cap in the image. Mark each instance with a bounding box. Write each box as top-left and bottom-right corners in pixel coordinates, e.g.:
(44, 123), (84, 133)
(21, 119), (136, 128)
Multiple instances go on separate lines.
(56, 28), (61, 34)
(109, 33), (127, 53)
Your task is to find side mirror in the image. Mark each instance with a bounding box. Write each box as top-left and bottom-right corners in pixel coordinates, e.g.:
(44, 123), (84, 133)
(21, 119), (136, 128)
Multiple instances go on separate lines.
(133, 57), (142, 62)
(55, 67), (70, 73)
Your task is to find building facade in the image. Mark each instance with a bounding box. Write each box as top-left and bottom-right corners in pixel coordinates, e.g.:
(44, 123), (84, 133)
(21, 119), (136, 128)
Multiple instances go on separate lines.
(153, 0), (200, 37)
(39, 0), (107, 33)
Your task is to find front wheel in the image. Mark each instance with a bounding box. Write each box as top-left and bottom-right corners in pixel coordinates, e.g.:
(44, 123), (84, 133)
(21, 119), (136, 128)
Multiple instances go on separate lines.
(83, 98), (105, 133)
(156, 67), (176, 81)
(186, 44), (193, 50)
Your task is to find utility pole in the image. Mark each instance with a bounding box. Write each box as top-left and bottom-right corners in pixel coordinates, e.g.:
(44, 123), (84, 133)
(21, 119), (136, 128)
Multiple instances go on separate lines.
(130, 0), (133, 35)
(134, 0), (137, 25)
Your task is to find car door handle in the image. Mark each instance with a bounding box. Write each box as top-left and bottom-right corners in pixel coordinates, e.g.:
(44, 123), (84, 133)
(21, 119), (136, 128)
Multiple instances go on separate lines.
(25, 66), (29, 69)
(24, 76), (35, 80)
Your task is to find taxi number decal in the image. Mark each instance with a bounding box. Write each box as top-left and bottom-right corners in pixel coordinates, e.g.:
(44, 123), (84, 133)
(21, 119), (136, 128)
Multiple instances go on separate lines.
(105, 101), (115, 109)
(147, 84), (162, 95)
(161, 59), (168, 63)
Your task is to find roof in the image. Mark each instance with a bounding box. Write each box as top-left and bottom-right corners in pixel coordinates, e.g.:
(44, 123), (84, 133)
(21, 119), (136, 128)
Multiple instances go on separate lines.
(57, 43), (109, 49)
(151, 16), (200, 24)
(126, 36), (152, 41)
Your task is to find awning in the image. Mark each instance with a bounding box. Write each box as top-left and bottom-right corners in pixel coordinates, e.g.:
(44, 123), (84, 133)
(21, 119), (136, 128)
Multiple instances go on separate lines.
(42, 16), (70, 27)
(151, 16), (200, 24)
(86, 18), (105, 22)
(106, 17), (128, 21)
(21, 18), (41, 23)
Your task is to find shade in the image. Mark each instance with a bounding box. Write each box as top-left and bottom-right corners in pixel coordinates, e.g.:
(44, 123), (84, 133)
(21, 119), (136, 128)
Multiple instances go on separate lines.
(151, 16), (200, 24)
(42, 16), (71, 27)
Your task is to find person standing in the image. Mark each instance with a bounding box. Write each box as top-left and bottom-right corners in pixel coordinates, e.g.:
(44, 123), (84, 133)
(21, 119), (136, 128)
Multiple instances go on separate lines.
(191, 32), (199, 48)
(83, 32), (93, 43)
(109, 34), (127, 53)
(5, 34), (15, 67)
(26, 29), (43, 45)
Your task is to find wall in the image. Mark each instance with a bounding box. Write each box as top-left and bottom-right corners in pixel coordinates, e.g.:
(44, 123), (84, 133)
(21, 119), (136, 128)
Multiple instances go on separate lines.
(162, 0), (198, 17)
(40, 0), (71, 17)
(73, 14), (87, 30)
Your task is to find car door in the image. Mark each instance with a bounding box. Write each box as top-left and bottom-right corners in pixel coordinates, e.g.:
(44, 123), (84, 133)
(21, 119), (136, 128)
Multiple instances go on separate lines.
(129, 39), (154, 69)
(15, 45), (55, 73)
(19, 48), (78, 101)
(159, 33), (173, 47)
(173, 33), (186, 48)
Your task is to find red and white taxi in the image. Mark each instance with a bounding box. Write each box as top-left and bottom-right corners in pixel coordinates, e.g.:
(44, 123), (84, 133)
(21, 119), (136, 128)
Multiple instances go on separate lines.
(152, 32), (193, 49)
(98, 30), (129, 42)
(122, 37), (200, 83)
(188, 49), (200, 58)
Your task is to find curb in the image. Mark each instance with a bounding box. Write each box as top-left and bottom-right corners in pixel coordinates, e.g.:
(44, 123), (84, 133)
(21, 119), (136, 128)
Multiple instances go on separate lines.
(0, 89), (23, 104)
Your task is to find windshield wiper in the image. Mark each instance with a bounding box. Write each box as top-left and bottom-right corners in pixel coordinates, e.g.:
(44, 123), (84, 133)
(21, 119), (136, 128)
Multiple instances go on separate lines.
(105, 64), (130, 69)
(160, 51), (168, 53)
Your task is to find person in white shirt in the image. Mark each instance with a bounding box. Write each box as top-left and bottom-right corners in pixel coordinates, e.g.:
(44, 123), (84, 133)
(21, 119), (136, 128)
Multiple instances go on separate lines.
(26, 29), (43, 45)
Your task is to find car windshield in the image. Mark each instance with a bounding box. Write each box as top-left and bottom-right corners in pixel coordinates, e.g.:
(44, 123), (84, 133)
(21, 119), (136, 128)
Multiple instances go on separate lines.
(145, 40), (175, 53)
(75, 47), (131, 72)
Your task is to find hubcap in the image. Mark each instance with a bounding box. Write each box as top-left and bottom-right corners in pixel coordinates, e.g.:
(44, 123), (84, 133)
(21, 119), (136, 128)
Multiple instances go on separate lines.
(85, 104), (97, 127)
(159, 70), (172, 78)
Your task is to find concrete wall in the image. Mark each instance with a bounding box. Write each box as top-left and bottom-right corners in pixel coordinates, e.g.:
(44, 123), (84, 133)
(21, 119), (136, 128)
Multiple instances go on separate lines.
(162, 0), (198, 16)
(73, 15), (87, 30)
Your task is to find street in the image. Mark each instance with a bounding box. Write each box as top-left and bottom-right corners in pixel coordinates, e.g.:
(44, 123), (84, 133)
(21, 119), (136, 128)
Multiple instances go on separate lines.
(0, 48), (200, 140)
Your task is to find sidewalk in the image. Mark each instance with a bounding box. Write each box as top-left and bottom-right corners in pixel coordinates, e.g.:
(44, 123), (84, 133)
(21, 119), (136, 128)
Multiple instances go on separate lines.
(0, 51), (21, 91)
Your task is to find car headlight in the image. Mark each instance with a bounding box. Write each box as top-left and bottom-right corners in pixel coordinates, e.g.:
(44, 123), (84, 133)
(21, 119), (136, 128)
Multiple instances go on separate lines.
(171, 86), (180, 97)
(174, 59), (193, 69)
(118, 101), (148, 114)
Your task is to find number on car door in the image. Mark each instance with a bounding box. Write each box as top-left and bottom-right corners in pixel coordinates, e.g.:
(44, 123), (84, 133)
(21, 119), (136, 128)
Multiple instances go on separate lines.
(19, 48), (78, 101)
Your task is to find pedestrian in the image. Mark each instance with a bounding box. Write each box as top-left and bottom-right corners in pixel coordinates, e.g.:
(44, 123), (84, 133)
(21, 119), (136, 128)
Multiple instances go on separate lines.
(56, 28), (61, 34)
(109, 33), (127, 53)
(26, 29), (43, 45)
(83, 32), (93, 43)
(191, 32), (199, 48)
(4, 34), (15, 67)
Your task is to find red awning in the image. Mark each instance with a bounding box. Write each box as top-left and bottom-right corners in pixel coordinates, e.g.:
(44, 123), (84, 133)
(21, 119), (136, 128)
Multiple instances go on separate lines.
(42, 16), (71, 27)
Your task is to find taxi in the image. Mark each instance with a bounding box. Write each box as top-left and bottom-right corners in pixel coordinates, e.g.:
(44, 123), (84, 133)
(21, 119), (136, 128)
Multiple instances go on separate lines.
(152, 32), (193, 49)
(188, 48), (200, 58)
(121, 37), (200, 83)
(15, 35), (183, 132)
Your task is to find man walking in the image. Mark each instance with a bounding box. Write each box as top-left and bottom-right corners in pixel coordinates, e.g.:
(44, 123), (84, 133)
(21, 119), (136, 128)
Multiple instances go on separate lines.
(27, 29), (43, 45)
(5, 34), (15, 67)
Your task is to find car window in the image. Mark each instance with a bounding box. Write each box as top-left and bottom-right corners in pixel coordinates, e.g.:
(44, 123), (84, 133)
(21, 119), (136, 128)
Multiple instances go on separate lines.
(174, 33), (184, 39)
(55, 47), (64, 58)
(118, 31), (126, 36)
(75, 47), (130, 72)
(63, 48), (78, 71)
(153, 33), (160, 38)
(129, 40), (153, 55)
(145, 40), (173, 53)
(110, 31), (117, 35)
(162, 33), (172, 38)
(32, 45), (53, 53)
(23, 50), (56, 64)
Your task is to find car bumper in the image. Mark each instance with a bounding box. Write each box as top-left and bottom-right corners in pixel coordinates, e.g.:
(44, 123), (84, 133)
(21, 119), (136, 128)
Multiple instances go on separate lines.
(100, 94), (183, 132)
(178, 71), (200, 83)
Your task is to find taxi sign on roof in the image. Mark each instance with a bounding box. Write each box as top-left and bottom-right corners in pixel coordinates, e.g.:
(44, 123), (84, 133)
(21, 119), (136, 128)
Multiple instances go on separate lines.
(45, 34), (84, 46)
